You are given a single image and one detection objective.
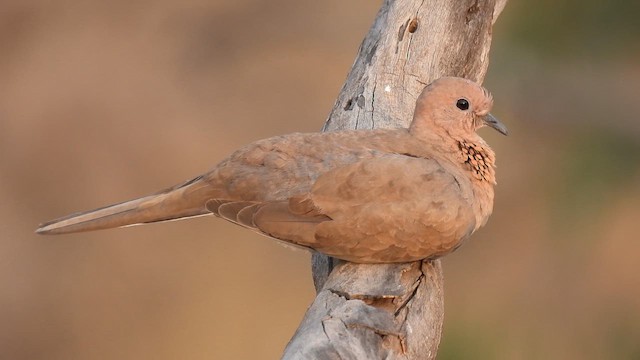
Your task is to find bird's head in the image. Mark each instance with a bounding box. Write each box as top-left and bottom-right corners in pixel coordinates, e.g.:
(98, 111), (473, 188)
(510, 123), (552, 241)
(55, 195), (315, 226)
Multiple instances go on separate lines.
(410, 77), (508, 139)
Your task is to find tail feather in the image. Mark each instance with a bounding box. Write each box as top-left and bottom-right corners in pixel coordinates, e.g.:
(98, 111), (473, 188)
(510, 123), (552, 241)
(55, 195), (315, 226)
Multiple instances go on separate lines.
(36, 178), (215, 235)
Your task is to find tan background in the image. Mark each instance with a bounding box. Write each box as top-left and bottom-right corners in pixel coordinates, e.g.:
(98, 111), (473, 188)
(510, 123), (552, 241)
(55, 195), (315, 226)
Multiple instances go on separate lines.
(1, 0), (639, 359)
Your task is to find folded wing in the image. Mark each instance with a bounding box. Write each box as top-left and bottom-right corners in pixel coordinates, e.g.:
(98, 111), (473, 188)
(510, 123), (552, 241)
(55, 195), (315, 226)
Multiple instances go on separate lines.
(251, 155), (477, 263)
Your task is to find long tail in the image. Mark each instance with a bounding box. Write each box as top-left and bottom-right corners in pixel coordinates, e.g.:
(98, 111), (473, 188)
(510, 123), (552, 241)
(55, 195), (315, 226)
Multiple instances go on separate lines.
(36, 176), (214, 235)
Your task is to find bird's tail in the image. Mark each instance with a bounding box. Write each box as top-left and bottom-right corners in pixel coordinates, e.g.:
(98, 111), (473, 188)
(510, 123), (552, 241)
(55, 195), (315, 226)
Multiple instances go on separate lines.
(36, 176), (214, 235)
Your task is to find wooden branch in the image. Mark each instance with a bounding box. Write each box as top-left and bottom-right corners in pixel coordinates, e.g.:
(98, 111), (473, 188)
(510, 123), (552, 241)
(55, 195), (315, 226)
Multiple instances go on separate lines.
(283, 0), (507, 358)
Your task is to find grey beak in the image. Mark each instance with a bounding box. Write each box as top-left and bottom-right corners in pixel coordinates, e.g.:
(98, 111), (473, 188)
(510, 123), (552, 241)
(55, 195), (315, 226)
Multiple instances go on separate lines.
(482, 113), (508, 136)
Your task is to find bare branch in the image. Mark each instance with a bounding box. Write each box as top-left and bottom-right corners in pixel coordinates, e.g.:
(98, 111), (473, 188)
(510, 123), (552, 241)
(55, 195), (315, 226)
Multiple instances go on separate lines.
(284, 0), (507, 358)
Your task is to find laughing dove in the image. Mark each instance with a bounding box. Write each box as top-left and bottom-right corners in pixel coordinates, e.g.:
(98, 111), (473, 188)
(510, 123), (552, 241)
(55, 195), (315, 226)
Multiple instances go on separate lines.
(37, 77), (507, 263)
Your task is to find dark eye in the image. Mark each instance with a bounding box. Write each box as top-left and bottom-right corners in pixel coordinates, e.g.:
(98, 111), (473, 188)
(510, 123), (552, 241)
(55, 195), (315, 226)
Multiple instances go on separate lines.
(456, 99), (469, 110)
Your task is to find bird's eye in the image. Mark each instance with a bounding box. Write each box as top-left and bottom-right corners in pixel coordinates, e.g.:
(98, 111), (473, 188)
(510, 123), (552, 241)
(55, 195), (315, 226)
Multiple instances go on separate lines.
(456, 99), (469, 111)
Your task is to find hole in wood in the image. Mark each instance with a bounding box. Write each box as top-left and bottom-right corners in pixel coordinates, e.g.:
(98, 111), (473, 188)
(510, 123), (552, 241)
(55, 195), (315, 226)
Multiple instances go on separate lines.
(344, 99), (354, 111)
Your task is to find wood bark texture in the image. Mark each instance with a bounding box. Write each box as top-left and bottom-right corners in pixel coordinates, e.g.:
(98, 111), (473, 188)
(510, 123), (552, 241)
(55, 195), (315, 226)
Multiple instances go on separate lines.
(283, 0), (507, 358)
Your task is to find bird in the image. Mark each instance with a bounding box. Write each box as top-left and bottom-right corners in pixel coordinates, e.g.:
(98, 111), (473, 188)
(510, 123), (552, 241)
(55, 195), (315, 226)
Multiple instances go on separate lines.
(36, 77), (507, 263)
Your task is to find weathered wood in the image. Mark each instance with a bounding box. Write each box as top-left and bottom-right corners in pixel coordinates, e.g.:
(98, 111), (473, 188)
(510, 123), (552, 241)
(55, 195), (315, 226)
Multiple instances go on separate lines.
(284, 0), (507, 358)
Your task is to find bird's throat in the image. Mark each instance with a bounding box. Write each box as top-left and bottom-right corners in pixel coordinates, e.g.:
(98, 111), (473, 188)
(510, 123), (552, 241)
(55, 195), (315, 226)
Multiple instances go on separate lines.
(457, 140), (496, 184)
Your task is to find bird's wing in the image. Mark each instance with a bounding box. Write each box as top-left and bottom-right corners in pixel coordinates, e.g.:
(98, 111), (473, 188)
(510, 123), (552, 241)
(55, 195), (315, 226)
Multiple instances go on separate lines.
(253, 154), (477, 263)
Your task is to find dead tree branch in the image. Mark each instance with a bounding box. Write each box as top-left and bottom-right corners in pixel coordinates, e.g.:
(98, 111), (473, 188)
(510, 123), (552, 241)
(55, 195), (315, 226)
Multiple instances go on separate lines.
(283, 0), (507, 358)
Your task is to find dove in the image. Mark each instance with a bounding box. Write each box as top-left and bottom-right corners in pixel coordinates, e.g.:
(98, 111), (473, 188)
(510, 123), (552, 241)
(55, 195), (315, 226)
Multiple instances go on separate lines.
(36, 77), (507, 263)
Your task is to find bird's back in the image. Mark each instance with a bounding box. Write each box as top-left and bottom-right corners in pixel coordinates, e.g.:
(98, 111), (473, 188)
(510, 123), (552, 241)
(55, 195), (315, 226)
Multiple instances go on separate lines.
(203, 128), (426, 202)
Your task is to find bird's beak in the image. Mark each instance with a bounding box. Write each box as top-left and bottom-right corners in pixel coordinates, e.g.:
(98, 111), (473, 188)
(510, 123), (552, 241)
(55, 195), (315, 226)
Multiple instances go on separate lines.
(482, 113), (508, 136)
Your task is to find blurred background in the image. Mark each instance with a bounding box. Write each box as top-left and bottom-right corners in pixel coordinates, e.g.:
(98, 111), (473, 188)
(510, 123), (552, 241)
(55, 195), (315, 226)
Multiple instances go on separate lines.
(1, 0), (639, 359)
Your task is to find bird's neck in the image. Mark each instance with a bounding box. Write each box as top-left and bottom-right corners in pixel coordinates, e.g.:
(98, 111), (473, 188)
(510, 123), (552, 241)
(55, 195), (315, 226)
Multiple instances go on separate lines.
(454, 137), (496, 185)
(413, 130), (497, 185)
(451, 135), (496, 229)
